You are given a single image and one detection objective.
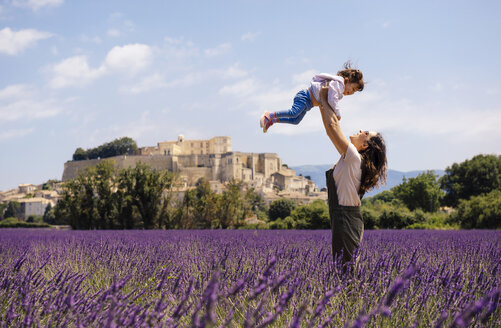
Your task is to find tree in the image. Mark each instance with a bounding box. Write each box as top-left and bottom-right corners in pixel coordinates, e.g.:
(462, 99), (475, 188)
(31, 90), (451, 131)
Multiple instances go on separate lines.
(127, 162), (177, 229)
(42, 179), (60, 190)
(378, 203), (415, 229)
(449, 190), (501, 229)
(363, 190), (396, 205)
(243, 188), (266, 219)
(94, 160), (117, 229)
(43, 203), (56, 224)
(176, 188), (198, 229)
(0, 202), (7, 220)
(289, 199), (329, 229)
(4, 201), (22, 219)
(392, 171), (444, 212)
(72, 147), (88, 161)
(440, 154), (501, 207)
(269, 199), (296, 221)
(55, 161), (178, 229)
(115, 168), (137, 229)
(193, 178), (219, 228)
(72, 137), (139, 161)
(217, 179), (245, 228)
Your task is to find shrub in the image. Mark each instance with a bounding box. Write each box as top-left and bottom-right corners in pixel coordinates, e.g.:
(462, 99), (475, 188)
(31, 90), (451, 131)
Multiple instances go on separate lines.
(0, 217), (50, 228)
(449, 190), (501, 229)
(440, 154), (501, 207)
(268, 217), (296, 229)
(269, 199), (296, 221)
(1, 217), (20, 225)
(393, 171), (444, 212)
(27, 215), (44, 223)
(289, 199), (329, 229)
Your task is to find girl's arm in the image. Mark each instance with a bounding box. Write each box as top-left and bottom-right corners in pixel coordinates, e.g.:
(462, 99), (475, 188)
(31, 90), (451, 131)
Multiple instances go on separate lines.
(318, 86), (349, 155)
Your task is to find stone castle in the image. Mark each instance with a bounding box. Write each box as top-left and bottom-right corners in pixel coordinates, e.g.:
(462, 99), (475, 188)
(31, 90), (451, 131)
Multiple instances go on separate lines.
(62, 135), (319, 198)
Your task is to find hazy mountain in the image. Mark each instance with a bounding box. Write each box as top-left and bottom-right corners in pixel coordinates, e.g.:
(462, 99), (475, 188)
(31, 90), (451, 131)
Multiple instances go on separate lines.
(290, 164), (445, 197)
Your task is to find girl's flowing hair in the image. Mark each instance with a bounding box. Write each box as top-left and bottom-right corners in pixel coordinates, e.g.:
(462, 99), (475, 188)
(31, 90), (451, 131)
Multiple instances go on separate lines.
(337, 61), (365, 91)
(359, 133), (387, 195)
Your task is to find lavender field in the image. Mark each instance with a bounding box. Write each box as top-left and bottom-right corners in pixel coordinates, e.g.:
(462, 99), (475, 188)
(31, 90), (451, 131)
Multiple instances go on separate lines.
(0, 229), (499, 327)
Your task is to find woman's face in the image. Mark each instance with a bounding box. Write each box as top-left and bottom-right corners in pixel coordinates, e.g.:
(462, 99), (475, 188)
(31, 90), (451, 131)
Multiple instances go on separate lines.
(350, 130), (377, 151)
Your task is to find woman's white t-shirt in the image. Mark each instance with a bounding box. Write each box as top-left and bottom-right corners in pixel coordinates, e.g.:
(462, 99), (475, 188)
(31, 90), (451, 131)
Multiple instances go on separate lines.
(332, 143), (362, 206)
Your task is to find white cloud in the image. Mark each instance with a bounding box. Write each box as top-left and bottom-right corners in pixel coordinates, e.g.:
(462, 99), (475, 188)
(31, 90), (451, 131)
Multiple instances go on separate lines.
(292, 70), (317, 86)
(241, 32), (259, 41)
(48, 43), (151, 89)
(164, 36), (194, 46)
(337, 86), (501, 144)
(220, 63), (248, 79)
(106, 12), (135, 38)
(124, 71), (209, 94)
(0, 27), (52, 55)
(86, 112), (160, 147)
(204, 43), (231, 56)
(123, 73), (167, 94)
(123, 20), (135, 32)
(0, 84), (34, 100)
(219, 78), (259, 97)
(12, 0), (64, 11)
(49, 55), (106, 88)
(80, 34), (102, 44)
(0, 99), (61, 122)
(123, 62), (250, 94)
(105, 43), (152, 74)
(432, 82), (443, 92)
(0, 128), (34, 141)
(382, 21), (391, 28)
(284, 56), (311, 65)
(162, 36), (205, 61)
(107, 29), (120, 37)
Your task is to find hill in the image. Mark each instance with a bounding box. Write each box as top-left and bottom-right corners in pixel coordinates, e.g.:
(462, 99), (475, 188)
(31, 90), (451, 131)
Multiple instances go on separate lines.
(290, 164), (445, 197)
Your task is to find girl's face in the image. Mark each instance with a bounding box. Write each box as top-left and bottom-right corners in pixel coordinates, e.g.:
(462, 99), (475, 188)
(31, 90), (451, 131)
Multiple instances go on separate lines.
(343, 82), (359, 95)
(350, 130), (377, 151)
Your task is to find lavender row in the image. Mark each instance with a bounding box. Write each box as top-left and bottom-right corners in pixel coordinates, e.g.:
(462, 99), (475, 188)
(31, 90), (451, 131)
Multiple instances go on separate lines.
(0, 229), (499, 327)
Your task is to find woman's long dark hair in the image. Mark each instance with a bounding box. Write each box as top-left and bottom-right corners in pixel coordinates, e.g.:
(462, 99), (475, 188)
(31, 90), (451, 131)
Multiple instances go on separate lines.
(359, 133), (387, 195)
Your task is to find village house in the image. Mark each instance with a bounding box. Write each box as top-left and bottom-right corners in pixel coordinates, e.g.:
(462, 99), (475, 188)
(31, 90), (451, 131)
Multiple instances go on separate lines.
(18, 197), (54, 219)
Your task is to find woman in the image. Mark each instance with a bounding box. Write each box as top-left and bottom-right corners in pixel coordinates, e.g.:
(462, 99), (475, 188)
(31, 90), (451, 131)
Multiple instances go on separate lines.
(318, 86), (387, 266)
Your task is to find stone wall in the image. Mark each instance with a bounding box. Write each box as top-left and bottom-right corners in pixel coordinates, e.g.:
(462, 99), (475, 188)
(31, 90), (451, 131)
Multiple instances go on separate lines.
(61, 151), (283, 186)
(62, 155), (174, 181)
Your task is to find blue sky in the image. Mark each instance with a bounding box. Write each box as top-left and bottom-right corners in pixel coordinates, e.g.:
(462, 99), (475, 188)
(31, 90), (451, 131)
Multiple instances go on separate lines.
(0, 0), (500, 191)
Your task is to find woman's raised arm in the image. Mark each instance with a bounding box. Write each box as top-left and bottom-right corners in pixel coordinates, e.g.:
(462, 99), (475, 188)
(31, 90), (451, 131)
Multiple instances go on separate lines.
(318, 86), (350, 155)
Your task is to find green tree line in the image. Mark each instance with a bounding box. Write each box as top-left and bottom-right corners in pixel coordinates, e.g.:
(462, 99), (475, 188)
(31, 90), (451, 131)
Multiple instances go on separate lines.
(361, 154), (501, 229)
(4, 154), (498, 230)
(72, 137), (138, 161)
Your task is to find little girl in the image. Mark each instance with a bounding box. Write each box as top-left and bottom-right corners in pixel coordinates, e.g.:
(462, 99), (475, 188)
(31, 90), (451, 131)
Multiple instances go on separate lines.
(260, 62), (364, 132)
